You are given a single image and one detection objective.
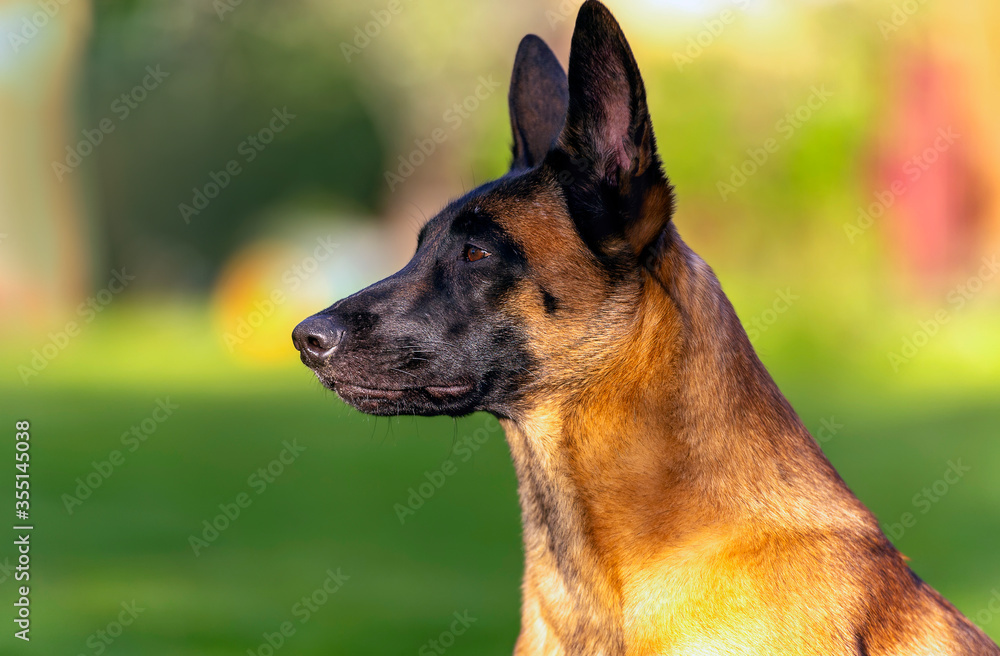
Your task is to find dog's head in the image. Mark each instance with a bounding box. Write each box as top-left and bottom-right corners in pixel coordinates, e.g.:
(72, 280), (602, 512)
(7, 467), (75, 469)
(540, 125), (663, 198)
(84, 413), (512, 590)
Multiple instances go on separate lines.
(293, 0), (676, 418)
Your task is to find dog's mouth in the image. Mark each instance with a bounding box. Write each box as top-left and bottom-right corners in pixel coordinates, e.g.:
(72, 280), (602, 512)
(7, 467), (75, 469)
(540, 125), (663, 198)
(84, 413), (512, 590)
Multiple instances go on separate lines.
(334, 381), (473, 401)
(315, 374), (478, 415)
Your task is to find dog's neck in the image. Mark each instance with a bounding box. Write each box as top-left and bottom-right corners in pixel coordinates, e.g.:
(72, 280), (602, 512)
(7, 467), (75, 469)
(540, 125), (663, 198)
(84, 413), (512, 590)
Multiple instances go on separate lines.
(501, 234), (867, 652)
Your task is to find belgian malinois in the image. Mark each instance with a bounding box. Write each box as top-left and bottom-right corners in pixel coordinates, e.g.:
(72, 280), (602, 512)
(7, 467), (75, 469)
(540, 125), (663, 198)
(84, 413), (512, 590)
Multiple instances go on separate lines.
(293, 2), (999, 653)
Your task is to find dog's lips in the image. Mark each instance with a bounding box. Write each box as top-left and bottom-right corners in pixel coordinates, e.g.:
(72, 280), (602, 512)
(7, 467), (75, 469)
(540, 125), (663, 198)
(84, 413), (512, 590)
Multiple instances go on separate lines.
(334, 382), (406, 401)
(329, 379), (474, 402)
(424, 383), (474, 399)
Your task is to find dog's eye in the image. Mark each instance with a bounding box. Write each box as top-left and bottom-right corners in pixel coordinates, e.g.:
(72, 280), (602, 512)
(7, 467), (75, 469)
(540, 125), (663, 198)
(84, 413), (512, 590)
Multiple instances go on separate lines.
(463, 245), (491, 262)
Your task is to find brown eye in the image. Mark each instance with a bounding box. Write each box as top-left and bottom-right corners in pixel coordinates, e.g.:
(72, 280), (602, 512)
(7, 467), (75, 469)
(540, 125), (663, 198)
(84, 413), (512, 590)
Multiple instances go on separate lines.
(464, 245), (491, 262)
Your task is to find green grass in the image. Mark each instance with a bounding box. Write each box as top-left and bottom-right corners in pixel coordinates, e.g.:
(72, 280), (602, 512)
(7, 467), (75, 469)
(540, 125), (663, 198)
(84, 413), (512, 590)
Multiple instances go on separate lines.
(1, 308), (998, 654)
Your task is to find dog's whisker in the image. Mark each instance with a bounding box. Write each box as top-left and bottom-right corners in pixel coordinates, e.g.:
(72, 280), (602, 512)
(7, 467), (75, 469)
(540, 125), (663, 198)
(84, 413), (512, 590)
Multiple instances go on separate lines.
(389, 367), (418, 379)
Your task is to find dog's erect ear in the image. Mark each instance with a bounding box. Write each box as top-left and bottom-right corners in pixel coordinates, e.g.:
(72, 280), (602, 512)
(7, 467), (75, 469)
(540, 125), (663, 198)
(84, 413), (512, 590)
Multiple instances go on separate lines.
(555, 0), (672, 257)
(508, 35), (569, 171)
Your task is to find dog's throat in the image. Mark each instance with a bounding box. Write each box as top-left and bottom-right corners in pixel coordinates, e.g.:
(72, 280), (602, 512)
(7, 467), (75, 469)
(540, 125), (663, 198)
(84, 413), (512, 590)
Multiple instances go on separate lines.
(502, 416), (626, 655)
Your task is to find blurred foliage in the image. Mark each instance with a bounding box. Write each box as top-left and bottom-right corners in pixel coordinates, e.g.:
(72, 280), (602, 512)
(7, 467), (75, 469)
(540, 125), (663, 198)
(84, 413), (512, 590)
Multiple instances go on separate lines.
(82, 0), (391, 289)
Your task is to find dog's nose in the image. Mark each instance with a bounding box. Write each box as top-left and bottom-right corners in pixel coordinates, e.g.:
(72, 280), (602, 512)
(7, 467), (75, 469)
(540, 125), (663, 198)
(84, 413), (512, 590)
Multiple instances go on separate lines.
(292, 315), (347, 365)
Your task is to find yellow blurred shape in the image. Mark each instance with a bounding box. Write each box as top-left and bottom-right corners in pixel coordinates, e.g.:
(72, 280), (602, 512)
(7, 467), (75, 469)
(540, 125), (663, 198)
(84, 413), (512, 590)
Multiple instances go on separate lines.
(212, 240), (315, 365)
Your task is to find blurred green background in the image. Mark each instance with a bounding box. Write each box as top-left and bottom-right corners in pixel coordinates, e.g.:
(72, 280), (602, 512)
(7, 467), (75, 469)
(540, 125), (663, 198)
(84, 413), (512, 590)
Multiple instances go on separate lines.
(1, 0), (999, 653)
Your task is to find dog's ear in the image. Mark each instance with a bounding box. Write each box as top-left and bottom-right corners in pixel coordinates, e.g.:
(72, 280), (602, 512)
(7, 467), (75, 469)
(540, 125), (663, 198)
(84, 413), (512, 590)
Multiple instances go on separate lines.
(508, 35), (569, 171)
(554, 0), (672, 259)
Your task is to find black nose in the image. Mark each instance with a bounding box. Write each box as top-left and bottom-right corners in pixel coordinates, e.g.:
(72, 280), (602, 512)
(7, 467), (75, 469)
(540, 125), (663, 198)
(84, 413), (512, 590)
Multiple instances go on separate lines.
(292, 315), (346, 366)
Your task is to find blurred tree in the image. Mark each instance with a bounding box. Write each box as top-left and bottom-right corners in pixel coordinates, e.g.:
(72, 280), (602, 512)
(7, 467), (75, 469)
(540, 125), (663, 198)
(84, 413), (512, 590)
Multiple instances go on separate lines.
(81, 0), (392, 292)
(0, 0), (92, 326)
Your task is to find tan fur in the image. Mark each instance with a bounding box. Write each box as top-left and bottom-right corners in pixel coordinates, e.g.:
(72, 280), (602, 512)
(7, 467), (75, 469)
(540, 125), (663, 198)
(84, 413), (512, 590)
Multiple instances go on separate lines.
(475, 187), (997, 655)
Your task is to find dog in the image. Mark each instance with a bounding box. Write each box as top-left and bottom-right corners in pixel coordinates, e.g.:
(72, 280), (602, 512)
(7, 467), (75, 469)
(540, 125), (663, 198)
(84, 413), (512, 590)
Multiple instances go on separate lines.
(292, 2), (999, 653)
